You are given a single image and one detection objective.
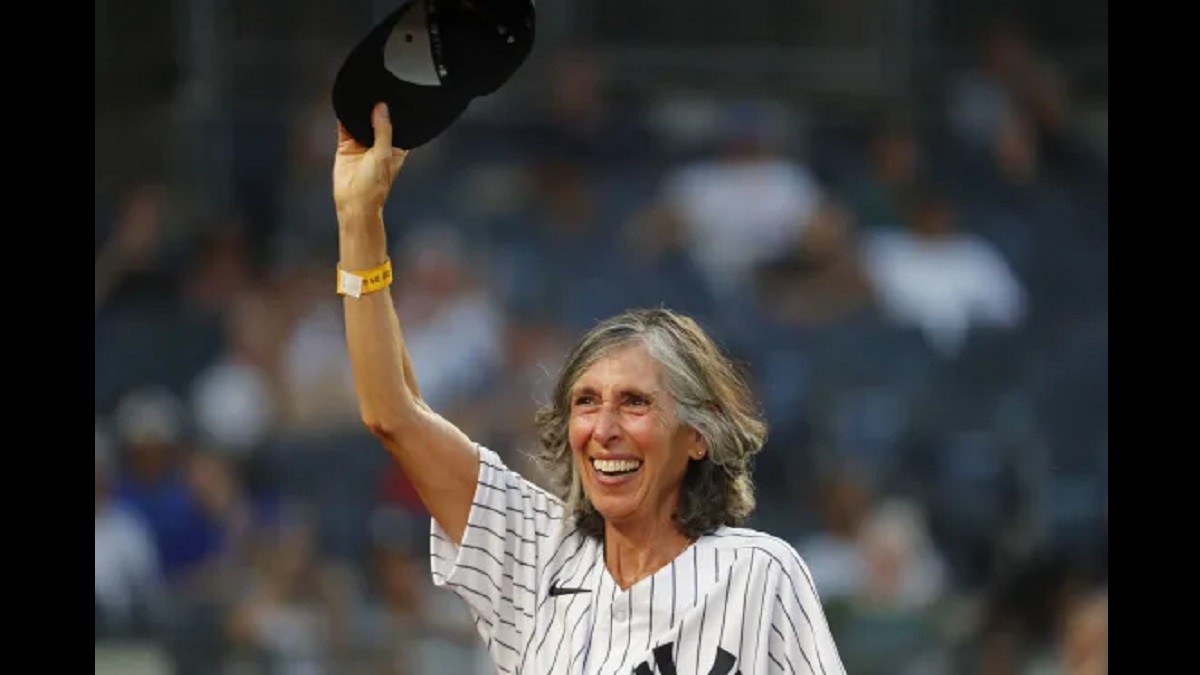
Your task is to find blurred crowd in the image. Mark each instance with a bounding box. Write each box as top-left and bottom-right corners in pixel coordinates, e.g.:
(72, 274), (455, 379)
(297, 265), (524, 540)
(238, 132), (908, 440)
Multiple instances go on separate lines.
(96, 16), (1107, 675)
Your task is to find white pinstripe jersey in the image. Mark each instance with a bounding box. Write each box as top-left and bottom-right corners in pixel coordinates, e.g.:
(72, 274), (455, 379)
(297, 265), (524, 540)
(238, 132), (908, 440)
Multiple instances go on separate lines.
(430, 447), (847, 674)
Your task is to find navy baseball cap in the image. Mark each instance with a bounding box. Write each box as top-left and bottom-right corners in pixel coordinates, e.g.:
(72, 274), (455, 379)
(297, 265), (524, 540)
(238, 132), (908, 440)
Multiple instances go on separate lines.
(333, 0), (536, 149)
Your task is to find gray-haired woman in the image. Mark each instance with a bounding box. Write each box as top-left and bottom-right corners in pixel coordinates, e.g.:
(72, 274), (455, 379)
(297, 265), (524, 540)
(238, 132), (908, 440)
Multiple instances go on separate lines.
(334, 102), (846, 674)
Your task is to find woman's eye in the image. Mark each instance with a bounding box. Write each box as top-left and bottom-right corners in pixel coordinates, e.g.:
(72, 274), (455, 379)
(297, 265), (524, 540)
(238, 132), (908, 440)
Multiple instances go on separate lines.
(573, 395), (596, 406)
(626, 395), (650, 407)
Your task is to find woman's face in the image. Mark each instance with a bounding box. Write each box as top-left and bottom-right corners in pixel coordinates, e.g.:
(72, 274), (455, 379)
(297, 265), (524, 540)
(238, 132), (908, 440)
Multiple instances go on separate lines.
(567, 343), (703, 530)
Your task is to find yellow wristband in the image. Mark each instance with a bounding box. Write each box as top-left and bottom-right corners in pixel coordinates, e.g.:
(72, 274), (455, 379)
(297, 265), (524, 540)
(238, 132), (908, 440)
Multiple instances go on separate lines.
(337, 258), (393, 298)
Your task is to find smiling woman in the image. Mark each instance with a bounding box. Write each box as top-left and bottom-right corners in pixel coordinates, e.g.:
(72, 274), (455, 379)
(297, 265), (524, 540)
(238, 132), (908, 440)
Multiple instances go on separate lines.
(536, 311), (766, 558)
(334, 100), (846, 674)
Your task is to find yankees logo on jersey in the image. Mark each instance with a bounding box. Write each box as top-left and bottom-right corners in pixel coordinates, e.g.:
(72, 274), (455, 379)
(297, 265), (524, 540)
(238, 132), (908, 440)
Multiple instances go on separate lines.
(430, 447), (846, 674)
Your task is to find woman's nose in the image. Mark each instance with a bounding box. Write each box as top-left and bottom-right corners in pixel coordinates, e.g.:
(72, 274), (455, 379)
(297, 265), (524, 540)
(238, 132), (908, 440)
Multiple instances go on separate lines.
(592, 402), (622, 446)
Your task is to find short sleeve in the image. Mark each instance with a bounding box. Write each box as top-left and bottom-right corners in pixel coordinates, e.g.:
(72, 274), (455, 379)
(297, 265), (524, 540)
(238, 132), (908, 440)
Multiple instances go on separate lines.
(429, 446), (566, 670)
(765, 550), (847, 674)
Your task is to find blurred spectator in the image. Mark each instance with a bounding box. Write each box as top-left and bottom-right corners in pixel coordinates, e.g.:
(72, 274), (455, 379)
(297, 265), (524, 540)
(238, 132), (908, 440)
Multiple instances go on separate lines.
(991, 108), (1041, 189)
(394, 225), (505, 412)
(930, 90), (1097, 343)
(833, 498), (951, 675)
(646, 100), (823, 311)
(973, 551), (1101, 675)
(182, 449), (271, 587)
(347, 506), (484, 674)
(96, 419), (167, 639)
(945, 17), (1068, 154)
(113, 386), (228, 584)
(95, 181), (226, 414)
(613, 182), (724, 332)
(860, 185), (1027, 357)
(95, 180), (187, 314)
(225, 505), (360, 675)
(943, 15), (1106, 201)
(752, 197), (878, 329)
(190, 287), (287, 457)
(975, 104), (1096, 309)
(181, 213), (258, 317)
(441, 308), (572, 477)
(844, 116), (925, 231)
(794, 467), (875, 606)
(162, 448), (282, 675)
(276, 260), (363, 437)
(856, 499), (948, 611)
(724, 198), (879, 497)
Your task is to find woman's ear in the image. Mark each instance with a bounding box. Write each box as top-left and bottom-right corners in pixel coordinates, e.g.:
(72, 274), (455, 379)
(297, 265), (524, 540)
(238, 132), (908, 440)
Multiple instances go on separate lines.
(690, 429), (707, 460)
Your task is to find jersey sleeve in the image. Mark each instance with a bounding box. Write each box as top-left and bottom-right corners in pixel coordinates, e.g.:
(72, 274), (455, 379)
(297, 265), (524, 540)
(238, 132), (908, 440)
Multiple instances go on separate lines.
(429, 445), (566, 669)
(766, 550), (847, 675)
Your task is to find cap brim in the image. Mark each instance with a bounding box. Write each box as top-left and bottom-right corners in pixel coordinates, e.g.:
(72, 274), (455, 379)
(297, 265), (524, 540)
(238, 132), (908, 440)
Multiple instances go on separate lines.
(332, 2), (474, 150)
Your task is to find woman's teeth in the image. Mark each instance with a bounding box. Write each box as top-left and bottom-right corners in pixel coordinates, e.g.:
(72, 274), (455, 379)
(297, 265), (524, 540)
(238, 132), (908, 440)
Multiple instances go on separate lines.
(592, 458), (642, 475)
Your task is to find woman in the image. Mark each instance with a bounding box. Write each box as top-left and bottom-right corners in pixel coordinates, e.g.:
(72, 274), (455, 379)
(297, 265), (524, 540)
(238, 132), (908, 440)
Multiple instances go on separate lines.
(333, 102), (845, 674)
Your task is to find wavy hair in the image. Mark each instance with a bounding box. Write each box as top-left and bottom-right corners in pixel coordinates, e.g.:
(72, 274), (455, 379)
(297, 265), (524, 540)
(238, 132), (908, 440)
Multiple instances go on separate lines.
(533, 308), (768, 541)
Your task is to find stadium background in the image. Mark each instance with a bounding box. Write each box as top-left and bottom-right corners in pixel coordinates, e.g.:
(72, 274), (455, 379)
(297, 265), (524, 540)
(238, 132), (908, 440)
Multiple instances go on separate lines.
(95, 0), (1108, 672)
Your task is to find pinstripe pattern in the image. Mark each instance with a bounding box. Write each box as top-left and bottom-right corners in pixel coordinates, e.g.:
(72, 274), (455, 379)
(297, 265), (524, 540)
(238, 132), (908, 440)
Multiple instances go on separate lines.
(430, 447), (845, 674)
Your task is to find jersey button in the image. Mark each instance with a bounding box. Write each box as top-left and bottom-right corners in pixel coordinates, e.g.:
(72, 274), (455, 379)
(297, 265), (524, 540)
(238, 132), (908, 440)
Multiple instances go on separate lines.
(613, 607), (628, 623)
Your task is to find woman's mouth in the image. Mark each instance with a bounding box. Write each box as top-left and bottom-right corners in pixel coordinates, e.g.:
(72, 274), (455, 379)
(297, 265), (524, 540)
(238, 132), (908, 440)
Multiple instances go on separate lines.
(590, 457), (643, 484)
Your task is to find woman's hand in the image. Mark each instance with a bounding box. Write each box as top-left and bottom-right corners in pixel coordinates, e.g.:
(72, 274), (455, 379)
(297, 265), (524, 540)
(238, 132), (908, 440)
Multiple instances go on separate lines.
(333, 102), (409, 220)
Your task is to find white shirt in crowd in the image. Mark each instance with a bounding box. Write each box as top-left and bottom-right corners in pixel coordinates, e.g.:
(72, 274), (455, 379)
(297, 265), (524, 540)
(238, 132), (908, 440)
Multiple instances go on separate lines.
(95, 502), (163, 630)
(664, 159), (822, 303)
(861, 228), (1026, 356)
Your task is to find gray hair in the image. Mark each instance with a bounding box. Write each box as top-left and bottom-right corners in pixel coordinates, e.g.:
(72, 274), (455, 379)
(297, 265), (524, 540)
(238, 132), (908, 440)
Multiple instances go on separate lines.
(533, 308), (768, 541)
